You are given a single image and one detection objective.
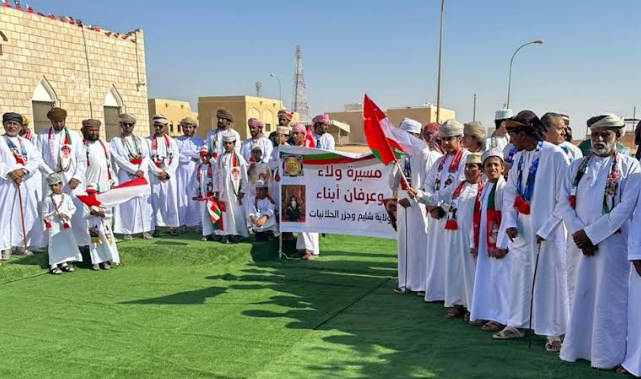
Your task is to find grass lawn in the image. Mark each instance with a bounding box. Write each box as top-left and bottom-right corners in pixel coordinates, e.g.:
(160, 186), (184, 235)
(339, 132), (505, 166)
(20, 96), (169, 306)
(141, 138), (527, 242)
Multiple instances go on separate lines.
(0, 233), (618, 379)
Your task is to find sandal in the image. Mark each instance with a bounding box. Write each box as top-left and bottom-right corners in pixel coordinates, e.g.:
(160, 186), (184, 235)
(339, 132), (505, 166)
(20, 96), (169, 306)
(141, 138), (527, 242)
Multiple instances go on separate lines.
(615, 366), (629, 375)
(50, 267), (62, 275)
(416, 291), (426, 297)
(463, 311), (471, 322)
(545, 339), (562, 352)
(60, 264), (74, 273)
(394, 286), (409, 294)
(481, 321), (505, 332)
(445, 306), (464, 319)
(493, 326), (524, 340)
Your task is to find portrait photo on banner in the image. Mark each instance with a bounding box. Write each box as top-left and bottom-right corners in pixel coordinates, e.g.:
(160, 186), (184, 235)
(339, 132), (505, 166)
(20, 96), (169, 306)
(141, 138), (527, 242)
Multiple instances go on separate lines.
(282, 185), (306, 223)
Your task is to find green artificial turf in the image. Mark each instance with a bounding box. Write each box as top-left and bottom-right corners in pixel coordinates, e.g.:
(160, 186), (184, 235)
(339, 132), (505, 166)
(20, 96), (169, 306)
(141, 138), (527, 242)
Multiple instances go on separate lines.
(0, 233), (618, 379)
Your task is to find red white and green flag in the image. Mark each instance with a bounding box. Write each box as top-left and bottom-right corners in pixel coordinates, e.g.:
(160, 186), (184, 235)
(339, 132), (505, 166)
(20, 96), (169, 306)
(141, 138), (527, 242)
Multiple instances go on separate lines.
(76, 177), (151, 208)
(362, 94), (425, 164)
(206, 199), (225, 231)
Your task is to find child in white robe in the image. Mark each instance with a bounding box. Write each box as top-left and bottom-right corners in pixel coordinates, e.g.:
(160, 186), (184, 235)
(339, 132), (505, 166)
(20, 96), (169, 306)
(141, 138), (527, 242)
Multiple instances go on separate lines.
(439, 152), (482, 320)
(85, 183), (120, 270)
(43, 173), (82, 275)
(192, 147), (217, 241)
(248, 180), (278, 240)
(469, 149), (512, 332)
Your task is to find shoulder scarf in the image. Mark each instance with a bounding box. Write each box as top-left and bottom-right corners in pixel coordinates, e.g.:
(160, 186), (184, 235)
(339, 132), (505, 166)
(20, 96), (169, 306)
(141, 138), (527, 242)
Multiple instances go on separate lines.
(84, 139), (113, 182)
(435, 148), (464, 191)
(569, 151), (620, 215)
(444, 179), (483, 231)
(48, 126), (72, 172)
(197, 162), (214, 197)
(514, 141), (543, 215)
(4, 136), (27, 164)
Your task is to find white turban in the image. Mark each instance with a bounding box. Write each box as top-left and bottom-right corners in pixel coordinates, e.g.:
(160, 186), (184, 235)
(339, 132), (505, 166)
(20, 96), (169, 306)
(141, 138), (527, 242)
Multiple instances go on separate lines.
(399, 118), (422, 134)
(588, 113), (626, 137)
(482, 148), (504, 164)
(438, 119), (464, 138)
(222, 131), (236, 143)
(495, 108), (513, 121)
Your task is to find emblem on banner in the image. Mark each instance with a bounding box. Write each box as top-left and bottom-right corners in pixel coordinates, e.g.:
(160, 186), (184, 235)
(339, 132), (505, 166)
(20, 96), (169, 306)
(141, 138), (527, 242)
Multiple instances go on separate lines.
(283, 155), (304, 177)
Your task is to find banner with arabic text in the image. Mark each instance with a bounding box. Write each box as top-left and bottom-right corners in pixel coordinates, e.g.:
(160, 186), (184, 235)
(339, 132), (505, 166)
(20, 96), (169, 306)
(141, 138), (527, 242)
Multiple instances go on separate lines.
(278, 146), (396, 239)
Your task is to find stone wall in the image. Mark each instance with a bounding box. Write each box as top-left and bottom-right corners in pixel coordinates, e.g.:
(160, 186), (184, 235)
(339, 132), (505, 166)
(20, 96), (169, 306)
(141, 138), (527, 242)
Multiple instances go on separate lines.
(0, 6), (149, 138)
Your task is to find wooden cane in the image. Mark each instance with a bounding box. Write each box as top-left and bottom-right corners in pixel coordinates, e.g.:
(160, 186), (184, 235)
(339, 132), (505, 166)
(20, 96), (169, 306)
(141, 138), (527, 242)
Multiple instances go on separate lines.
(528, 240), (543, 350)
(16, 182), (28, 254)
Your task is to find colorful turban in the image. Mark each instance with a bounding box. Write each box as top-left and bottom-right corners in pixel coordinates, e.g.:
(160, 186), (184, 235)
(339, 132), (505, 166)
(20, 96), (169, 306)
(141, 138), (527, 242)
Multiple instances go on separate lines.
(292, 123), (306, 135)
(464, 121), (486, 140)
(21, 115), (30, 126)
(82, 119), (101, 128)
(312, 114), (330, 124)
(466, 152), (482, 165)
(216, 108), (234, 122)
(199, 146), (209, 156)
(438, 119), (464, 137)
(180, 117), (197, 126)
(47, 107), (67, 122)
(2, 112), (23, 125)
(277, 109), (294, 120)
(423, 122), (444, 154)
(248, 118), (264, 129)
(119, 113), (137, 124)
(47, 172), (63, 185)
(399, 118), (422, 134)
(86, 183), (98, 194)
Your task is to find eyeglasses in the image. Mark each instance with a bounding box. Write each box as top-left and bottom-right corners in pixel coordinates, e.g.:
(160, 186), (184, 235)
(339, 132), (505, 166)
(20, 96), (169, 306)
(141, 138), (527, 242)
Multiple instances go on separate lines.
(590, 131), (615, 139)
(120, 122), (134, 126)
(153, 124), (166, 128)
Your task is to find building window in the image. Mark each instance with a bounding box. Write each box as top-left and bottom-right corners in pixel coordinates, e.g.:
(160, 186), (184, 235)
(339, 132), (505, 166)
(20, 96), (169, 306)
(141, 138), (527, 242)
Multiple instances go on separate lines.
(265, 123), (271, 132)
(32, 100), (55, 132)
(104, 106), (122, 141)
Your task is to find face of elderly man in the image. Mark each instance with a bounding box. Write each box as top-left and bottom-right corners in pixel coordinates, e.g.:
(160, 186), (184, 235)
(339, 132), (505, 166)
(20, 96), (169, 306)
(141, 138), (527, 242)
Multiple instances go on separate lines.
(590, 127), (618, 157)
(544, 116), (567, 146)
(3, 120), (21, 136)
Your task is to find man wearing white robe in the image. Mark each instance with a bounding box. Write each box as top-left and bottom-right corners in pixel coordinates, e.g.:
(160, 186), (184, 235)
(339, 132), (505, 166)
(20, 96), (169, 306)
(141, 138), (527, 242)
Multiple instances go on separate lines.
(624, 202), (641, 376)
(0, 112), (45, 261)
(410, 119), (468, 302)
(205, 108), (241, 161)
(35, 107), (89, 247)
(82, 119), (117, 192)
(147, 115), (180, 235)
(311, 114), (335, 151)
(213, 131), (249, 243)
(240, 118), (273, 163)
(541, 112), (583, 309)
(109, 113), (154, 239)
(494, 110), (570, 352)
(175, 117), (204, 229)
(389, 118), (441, 294)
(558, 114), (639, 370)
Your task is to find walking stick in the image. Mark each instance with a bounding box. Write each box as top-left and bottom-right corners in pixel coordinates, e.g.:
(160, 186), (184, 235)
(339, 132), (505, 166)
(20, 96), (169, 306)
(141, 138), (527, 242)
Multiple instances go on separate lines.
(138, 198), (145, 239)
(16, 182), (29, 254)
(528, 240), (543, 350)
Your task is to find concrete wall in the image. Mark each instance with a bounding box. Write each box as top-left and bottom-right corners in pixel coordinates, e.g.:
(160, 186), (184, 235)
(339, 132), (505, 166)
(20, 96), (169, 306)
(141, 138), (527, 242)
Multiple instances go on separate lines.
(0, 7), (149, 138)
(148, 98), (198, 137)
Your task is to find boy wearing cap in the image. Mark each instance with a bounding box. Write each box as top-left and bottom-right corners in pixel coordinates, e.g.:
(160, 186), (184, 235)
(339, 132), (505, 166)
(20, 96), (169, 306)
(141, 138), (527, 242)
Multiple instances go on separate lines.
(469, 148), (511, 332)
(213, 131), (249, 243)
(438, 152), (483, 320)
(84, 183), (120, 270)
(43, 173), (83, 275)
(192, 147), (217, 241)
(248, 180), (278, 240)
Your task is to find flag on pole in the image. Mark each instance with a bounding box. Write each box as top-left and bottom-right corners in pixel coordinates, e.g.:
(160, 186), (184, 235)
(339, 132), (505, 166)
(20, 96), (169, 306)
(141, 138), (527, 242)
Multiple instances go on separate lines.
(363, 94), (419, 165)
(76, 177), (150, 208)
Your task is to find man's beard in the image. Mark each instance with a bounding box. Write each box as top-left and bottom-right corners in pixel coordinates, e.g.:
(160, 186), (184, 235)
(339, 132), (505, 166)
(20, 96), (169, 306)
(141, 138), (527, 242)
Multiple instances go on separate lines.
(88, 134), (99, 141)
(5, 131), (19, 137)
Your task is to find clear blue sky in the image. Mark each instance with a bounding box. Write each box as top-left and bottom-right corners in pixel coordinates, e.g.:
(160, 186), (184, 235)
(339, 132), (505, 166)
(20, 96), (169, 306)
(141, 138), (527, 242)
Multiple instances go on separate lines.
(38, 0), (641, 136)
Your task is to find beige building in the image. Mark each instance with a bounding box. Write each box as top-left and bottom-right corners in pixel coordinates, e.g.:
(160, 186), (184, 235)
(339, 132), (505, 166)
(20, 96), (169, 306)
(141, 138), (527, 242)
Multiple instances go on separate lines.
(327, 103), (456, 145)
(148, 98), (198, 137)
(0, 6), (149, 140)
(197, 95), (286, 140)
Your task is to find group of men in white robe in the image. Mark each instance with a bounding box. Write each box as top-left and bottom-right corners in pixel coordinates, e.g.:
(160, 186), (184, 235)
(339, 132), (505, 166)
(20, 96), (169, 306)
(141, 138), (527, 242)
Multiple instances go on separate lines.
(392, 109), (641, 376)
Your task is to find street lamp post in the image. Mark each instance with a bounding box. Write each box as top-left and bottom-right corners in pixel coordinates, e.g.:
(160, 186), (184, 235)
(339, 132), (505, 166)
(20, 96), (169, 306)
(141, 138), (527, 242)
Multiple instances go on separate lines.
(270, 73), (282, 107)
(435, 0), (445, 123)
(506, 40), (543, 109)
